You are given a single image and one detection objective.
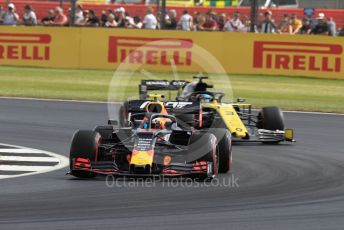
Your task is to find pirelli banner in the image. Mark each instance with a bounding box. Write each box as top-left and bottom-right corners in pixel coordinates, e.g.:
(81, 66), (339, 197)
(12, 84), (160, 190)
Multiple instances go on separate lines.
(0, 26), (343, 79)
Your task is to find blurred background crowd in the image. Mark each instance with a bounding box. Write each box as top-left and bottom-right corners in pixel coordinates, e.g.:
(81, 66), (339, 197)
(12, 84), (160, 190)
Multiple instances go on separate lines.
(0, 2), (343, 36)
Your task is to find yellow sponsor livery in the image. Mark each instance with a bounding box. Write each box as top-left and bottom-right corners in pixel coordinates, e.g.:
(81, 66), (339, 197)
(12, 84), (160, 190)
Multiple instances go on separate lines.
(202, 100), (249, 138)
(203, 0), (239, 7)
(130, 150), (154, 166)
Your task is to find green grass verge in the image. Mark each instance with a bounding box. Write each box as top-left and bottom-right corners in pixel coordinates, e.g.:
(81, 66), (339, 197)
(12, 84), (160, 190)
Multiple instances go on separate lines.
(0, 66), (343, 113)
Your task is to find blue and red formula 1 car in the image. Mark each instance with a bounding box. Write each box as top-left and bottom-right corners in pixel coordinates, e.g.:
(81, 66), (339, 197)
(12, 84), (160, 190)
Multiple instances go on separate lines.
(68, 102), (232, 180)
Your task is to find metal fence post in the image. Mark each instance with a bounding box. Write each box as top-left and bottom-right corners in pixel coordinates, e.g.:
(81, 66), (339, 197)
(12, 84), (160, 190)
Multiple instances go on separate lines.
(250, 0), (258, 32)
(160, 0), (166, 29)
(70, 0), (76, 26)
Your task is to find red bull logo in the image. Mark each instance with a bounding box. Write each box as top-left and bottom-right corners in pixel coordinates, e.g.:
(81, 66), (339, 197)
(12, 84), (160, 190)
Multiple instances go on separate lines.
(0, 33), (51, 61)
(253, 41), (342, 72)
(108, 36), (193, 66)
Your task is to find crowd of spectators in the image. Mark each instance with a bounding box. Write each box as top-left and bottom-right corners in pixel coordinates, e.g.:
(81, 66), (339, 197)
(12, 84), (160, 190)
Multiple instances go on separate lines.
(0, 3), (343, 36)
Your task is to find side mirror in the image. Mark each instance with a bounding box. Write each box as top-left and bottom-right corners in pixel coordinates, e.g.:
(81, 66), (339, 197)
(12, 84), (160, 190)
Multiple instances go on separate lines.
(108, 120), (118, 126)
(237, 98), (246, 103)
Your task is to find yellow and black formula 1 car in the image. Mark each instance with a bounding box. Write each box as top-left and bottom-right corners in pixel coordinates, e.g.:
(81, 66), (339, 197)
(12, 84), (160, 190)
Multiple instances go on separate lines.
(173, 76), (295, 143)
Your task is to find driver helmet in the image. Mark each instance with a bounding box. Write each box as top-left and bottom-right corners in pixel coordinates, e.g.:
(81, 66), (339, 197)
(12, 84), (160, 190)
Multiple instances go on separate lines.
(151, 118), (161, 129)
(152, 117), (172, 129)
(199, 93), (213, 103)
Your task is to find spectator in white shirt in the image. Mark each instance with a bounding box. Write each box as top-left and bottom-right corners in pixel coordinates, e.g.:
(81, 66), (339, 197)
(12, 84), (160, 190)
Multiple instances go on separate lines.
(224, 12), (243, 32)
(104, 13), (117, 27)
(74, 4), (84, 25)
(128, 16), (143, 29)
(178, 9), (193, 31)
(232, 12), (244, 30)
(2, 3), (19, 26)
(223, 19), (234, 32)
(143, 7), (157, 30)
(239, 16), (256, 32)
(22, 5), (37, 26)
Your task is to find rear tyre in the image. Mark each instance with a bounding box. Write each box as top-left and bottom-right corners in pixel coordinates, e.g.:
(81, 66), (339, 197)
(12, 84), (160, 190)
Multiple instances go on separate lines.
(118, 104), (128, 127)
(69, 130), (100, 178)
(94, 125), (113, 140)
(257, 106), (285, 131)
(188, 133), (218, 178)
(210, 128), (232, 173)
(109, 104), (128, 128)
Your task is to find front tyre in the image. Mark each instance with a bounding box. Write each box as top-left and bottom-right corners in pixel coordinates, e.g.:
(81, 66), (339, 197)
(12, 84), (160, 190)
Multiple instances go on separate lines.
(257, 106), (285, 131)
(210, 128), (232, 173)
(257, 107), (285, 144)
(188, 133), (218, 178)
(69, 130), (100, 178)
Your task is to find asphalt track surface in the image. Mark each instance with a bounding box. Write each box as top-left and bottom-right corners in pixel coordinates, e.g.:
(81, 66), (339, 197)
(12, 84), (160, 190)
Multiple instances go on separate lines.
(0, 98), (344, 230)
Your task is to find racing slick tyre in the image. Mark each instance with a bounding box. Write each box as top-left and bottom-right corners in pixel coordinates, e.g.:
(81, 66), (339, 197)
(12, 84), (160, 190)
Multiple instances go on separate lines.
(69, 130), (100, 178)
(209, 128), (232, 173)
(258, 106), (285, 131)
(188, 133), (218, 179)
(118, 103), (128, 127)
(93, 126), (113, 140)
(109, 103), (127, 128)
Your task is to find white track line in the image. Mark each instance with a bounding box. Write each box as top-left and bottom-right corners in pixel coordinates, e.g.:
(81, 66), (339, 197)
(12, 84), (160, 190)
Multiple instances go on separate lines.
(0, 175), (15, 179)
(0, 156), (59, 162)
(0, 96), (118, 104)
(284, 110), (344, 116)
(0, 143), (69, 180)
(0, 96), (343, 116)
(0, 165), (53, 171)
(0, 149), (49, 154)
